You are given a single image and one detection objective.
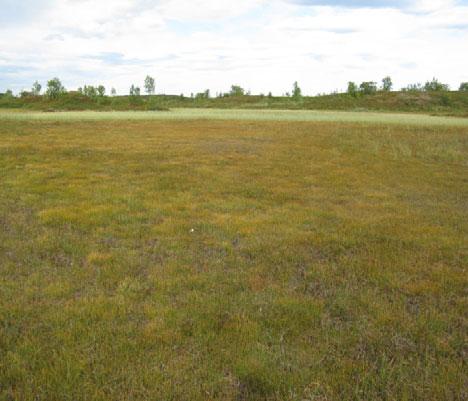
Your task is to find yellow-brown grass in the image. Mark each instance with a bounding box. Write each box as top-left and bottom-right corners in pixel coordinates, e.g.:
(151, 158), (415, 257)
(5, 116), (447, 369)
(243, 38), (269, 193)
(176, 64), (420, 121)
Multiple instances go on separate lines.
(0, 118), (466, 400)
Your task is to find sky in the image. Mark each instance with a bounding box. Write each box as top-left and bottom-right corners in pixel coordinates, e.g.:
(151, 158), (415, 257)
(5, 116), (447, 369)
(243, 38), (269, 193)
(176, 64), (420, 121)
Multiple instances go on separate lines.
(1, 0), (467, 95)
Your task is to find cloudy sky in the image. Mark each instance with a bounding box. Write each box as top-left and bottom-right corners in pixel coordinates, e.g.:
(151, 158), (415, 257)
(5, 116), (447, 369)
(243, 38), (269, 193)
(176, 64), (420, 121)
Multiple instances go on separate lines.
(1, 0), (467, 95)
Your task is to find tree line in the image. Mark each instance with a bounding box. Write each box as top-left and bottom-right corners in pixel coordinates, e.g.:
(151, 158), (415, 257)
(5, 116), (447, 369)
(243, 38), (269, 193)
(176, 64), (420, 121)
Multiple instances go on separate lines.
(345, 77), (463, 97)
(2, 75), (468, 99)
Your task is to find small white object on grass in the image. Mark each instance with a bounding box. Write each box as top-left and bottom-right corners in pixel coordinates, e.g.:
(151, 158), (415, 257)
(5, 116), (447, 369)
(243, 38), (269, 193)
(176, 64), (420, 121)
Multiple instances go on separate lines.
(190, 228), (195, 233)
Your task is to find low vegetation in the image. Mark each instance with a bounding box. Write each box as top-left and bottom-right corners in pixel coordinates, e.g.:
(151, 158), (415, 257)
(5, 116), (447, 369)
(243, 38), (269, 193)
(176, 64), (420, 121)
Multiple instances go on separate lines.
(1, 90), (467, 116)
(2, 76), (467, 116)
(1, 108), (468, 127)
(0, 115), (466, 400)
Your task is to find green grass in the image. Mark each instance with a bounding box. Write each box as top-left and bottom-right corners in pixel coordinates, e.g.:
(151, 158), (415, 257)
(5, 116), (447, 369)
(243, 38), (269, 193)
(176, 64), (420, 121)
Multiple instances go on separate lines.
(0, 117), (466, 400)
(1, 108), (468, 126)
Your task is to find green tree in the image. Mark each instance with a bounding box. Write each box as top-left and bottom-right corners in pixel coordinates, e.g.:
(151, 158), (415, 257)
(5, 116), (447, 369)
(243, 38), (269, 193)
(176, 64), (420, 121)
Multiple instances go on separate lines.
(359, 81), (377, 95)
(193, 90), (210, 99)
(130, 85), (141, 96)
(46, 77), (66, 99)
(111, 88), (117, 96)
(347, 82), (358, 97)
(292, 81), (302, 100)
(381, 76), (393, 91)
(144, 75), (155, 95)
(424, 78), (449, 92)
(458, 82), (468, 92)
(31, 81), (42, 96)
(83, 85), (97, 98)
(229, 85), (245, 96)
(97, 85), (106, 97)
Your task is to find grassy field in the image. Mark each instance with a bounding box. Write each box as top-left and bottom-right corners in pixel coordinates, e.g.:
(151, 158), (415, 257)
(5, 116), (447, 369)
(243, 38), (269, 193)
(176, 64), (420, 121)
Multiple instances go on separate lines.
(0, 111), (467, 400)
(1, 108), (468, 127)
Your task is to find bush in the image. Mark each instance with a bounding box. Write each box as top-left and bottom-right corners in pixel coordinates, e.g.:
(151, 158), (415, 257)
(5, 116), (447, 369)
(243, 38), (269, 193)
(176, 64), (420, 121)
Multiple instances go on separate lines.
(438, 93), (451, 106)
(195, 90), (210, 99)
(96, 96), (110, 106)
(424, 78), (449, 92)
(459, 82), (468, 92)
(402, 83), (423, 92)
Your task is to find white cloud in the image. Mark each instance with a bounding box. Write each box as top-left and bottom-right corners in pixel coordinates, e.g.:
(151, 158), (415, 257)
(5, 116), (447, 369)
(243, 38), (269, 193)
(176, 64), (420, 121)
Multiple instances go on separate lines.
(155, 0), (266, 20)
(411, 0), (457, 12)
(0, 0), (467, 95)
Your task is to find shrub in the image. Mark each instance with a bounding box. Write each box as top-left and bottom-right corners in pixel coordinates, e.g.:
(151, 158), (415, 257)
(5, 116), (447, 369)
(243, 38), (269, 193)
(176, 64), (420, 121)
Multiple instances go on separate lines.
(424, 78), (449, 92)
(459, 82), (468, 92)
(438, 93), (451, 106)
(146, 98), (169, 111)
(402, 83), (423, 92)
(195, 90), (210, 99)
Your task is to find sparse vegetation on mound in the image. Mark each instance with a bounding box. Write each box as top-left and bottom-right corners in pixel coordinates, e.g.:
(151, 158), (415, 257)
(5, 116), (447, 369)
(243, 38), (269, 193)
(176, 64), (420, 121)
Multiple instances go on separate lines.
(1, 90), (467, 116)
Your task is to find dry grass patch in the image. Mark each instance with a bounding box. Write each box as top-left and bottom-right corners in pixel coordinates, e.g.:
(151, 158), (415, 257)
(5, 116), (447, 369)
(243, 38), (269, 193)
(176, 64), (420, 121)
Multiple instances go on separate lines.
(0, 118), (466, 400)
